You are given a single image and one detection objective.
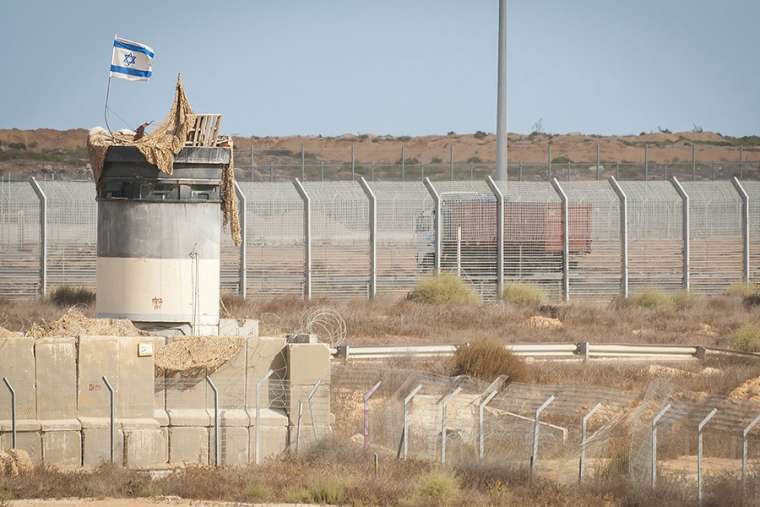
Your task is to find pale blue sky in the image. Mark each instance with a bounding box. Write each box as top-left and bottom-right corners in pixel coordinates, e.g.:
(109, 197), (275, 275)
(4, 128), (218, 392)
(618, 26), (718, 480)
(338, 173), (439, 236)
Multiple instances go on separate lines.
(1, 0), (758, 136)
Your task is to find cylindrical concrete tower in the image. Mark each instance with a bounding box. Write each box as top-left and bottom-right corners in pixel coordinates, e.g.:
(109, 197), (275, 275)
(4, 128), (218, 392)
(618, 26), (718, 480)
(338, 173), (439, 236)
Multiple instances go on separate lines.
(96, 146), (229, 335)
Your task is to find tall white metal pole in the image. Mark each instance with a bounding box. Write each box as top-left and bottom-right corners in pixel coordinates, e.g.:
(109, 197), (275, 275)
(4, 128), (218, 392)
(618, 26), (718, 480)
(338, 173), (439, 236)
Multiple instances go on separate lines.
(495, 0), (508, 181)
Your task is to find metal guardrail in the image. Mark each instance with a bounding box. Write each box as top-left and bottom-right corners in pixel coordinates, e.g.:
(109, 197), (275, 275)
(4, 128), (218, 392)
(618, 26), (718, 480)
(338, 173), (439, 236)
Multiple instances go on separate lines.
(332, 342), (760, 362)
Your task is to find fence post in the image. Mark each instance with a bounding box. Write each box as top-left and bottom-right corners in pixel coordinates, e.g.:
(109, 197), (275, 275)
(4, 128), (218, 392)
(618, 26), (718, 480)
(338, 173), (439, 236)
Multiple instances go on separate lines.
(551, 178), (570, 302)
(697, 408), (718, 505)
(644, 145), (649, 181)
(399, 384), (423, 460)
(579, 402), (602, 483)
(401, 144), (405, 181)
(449, 145), (454, 181)
(254, 369), (274, 465)
(301, 143), (305, 180)
(609, 177), (629, 298)
(596, 144), (601, 181)
(486, 176), (505, 299)
(671, 177), (690, 290)
(233, 181), (247, 298)
(2, 378), (16, 449)
(732, 177), (750, 284)
(741, 413), (760, 489)
(206, 376), (220, 466)
(351, 144), (356, 181)
(692, 143), (697, 181)
(651, 403), (672, 489)
(295, 400), (303, 455)
(740, 145), (744, 179)
(363, 380), (383, 451)
(530, 395), (556, 477)
(306, 379), (322, 442)
(358, 177), (377, 299)
(423, 178), (442, 275)
(293, 179), (312, 300)
(440, 386), (462, 464)
(102, 376), (115, 465)
(477, 378), (504, 463)
(547, 144), (552, 180)
(29, 177), (47, 297)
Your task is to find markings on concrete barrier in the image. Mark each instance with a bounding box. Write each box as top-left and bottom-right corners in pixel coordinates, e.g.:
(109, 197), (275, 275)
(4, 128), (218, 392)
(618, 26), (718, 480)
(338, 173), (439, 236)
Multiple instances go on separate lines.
(138, 343), (154, 357)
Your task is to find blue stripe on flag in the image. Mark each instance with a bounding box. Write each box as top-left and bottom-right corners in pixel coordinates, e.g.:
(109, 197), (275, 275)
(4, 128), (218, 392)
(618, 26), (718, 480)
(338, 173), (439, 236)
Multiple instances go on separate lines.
(113, 40), (155, 59)
(110, 65), (152, 78)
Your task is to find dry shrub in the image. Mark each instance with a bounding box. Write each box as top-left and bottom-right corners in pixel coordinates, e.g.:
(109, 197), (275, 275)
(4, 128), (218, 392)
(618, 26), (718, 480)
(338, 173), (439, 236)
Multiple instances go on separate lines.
(503, 283), (544, 307)
(451, 339), (528, 382)
(406, 273), (477, 305)
(629, 289), (673, 309)
(671, 290), (701, 310)
(728, 323), (760, 353)
(49, 286), (95, 307)
(726, 282), (758, 298)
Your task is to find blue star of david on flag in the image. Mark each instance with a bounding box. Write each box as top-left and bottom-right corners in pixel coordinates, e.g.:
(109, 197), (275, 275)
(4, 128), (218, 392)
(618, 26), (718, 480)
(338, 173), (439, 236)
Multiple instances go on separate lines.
(110, 37), (154, 81)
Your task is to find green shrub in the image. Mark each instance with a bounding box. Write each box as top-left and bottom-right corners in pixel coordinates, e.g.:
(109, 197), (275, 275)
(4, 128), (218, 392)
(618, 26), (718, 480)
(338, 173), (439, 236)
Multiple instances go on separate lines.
(727, 283), (758, 298)
(50, 286), (95, 307)
(452, 339), (528, 382)
(671, 290), (700, 309)
(407, 273), (477, 304)
(629, 289), (672, 309)
(407, 470), (461, 506)
(308, 479), (346, 504)
(729, 324), (760, 353)
(243, 481), (271, 501)
(502, 283), (544, 307)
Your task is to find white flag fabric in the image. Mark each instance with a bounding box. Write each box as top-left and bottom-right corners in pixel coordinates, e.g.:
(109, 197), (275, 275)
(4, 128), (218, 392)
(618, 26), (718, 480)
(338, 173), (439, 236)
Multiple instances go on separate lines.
(110, 37), (154, 81)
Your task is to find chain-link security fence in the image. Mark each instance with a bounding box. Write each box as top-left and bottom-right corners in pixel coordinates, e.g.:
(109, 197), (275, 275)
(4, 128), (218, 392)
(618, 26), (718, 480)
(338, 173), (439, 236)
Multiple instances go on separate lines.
(3, 176), (760, 302)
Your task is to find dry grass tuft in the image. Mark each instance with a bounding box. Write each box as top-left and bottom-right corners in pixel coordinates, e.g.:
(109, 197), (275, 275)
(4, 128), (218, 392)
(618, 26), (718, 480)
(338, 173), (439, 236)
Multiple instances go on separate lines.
(407, 469), (461, 506)
(503, 283), (544, 307)
(726, 282), (759, 298)
(451, 339), (529, 382)
(406, 273), (478, 305)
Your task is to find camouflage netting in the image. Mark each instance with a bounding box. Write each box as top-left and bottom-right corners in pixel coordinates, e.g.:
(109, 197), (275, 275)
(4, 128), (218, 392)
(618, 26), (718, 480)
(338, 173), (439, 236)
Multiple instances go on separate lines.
(87, 75), (240, 245)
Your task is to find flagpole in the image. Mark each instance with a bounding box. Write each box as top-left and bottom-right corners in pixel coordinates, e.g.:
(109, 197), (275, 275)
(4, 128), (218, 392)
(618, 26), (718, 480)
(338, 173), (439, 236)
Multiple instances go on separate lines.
(103, 33), (117, 136)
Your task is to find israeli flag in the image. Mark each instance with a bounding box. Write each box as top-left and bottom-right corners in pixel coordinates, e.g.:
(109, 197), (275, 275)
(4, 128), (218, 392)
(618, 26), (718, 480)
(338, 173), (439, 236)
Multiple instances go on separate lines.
(110, 36), (154, 81)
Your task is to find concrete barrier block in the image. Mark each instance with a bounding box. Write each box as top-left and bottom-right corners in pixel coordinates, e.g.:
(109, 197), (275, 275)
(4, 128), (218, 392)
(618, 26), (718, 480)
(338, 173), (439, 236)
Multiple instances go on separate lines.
(82, 428), (124, 466)
(0, 431), (42, 464)
(166, 371), (210, 426)
(219, 319), (259, 337)
(0, 338), (36, 427)
(168, 426), (209, 465)
(248, 408), (289, 463)
(42, 430), (81, 466)
(208, 337), (246, 411)
(214, 426), (249, 465)
(124, 428), (167, 468)
(245, 336), (287, 410)
(78, 336), (119, 420)
(116, 337), (155, 420)
(35, 337), (77, 426)
(287, 343), (330, 386)
(151, 336), (168, 426)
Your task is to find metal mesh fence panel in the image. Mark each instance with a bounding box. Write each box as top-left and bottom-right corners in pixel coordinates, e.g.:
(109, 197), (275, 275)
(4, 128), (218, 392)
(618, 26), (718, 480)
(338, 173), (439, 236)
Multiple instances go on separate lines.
(681, 182), (743, 294)
(40, 181), (97, 291)
(562, 181), (622, 301)
(500, 181), (564, 302)
(0, 181), (41, 298)
(620, 181), (684, 294)
(244, 182), (305, 299)
(436, 181), (497, 300)
(304, 181), (369, 299)
(369, 181), (433, 296)
(742, 181), (760, 284)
